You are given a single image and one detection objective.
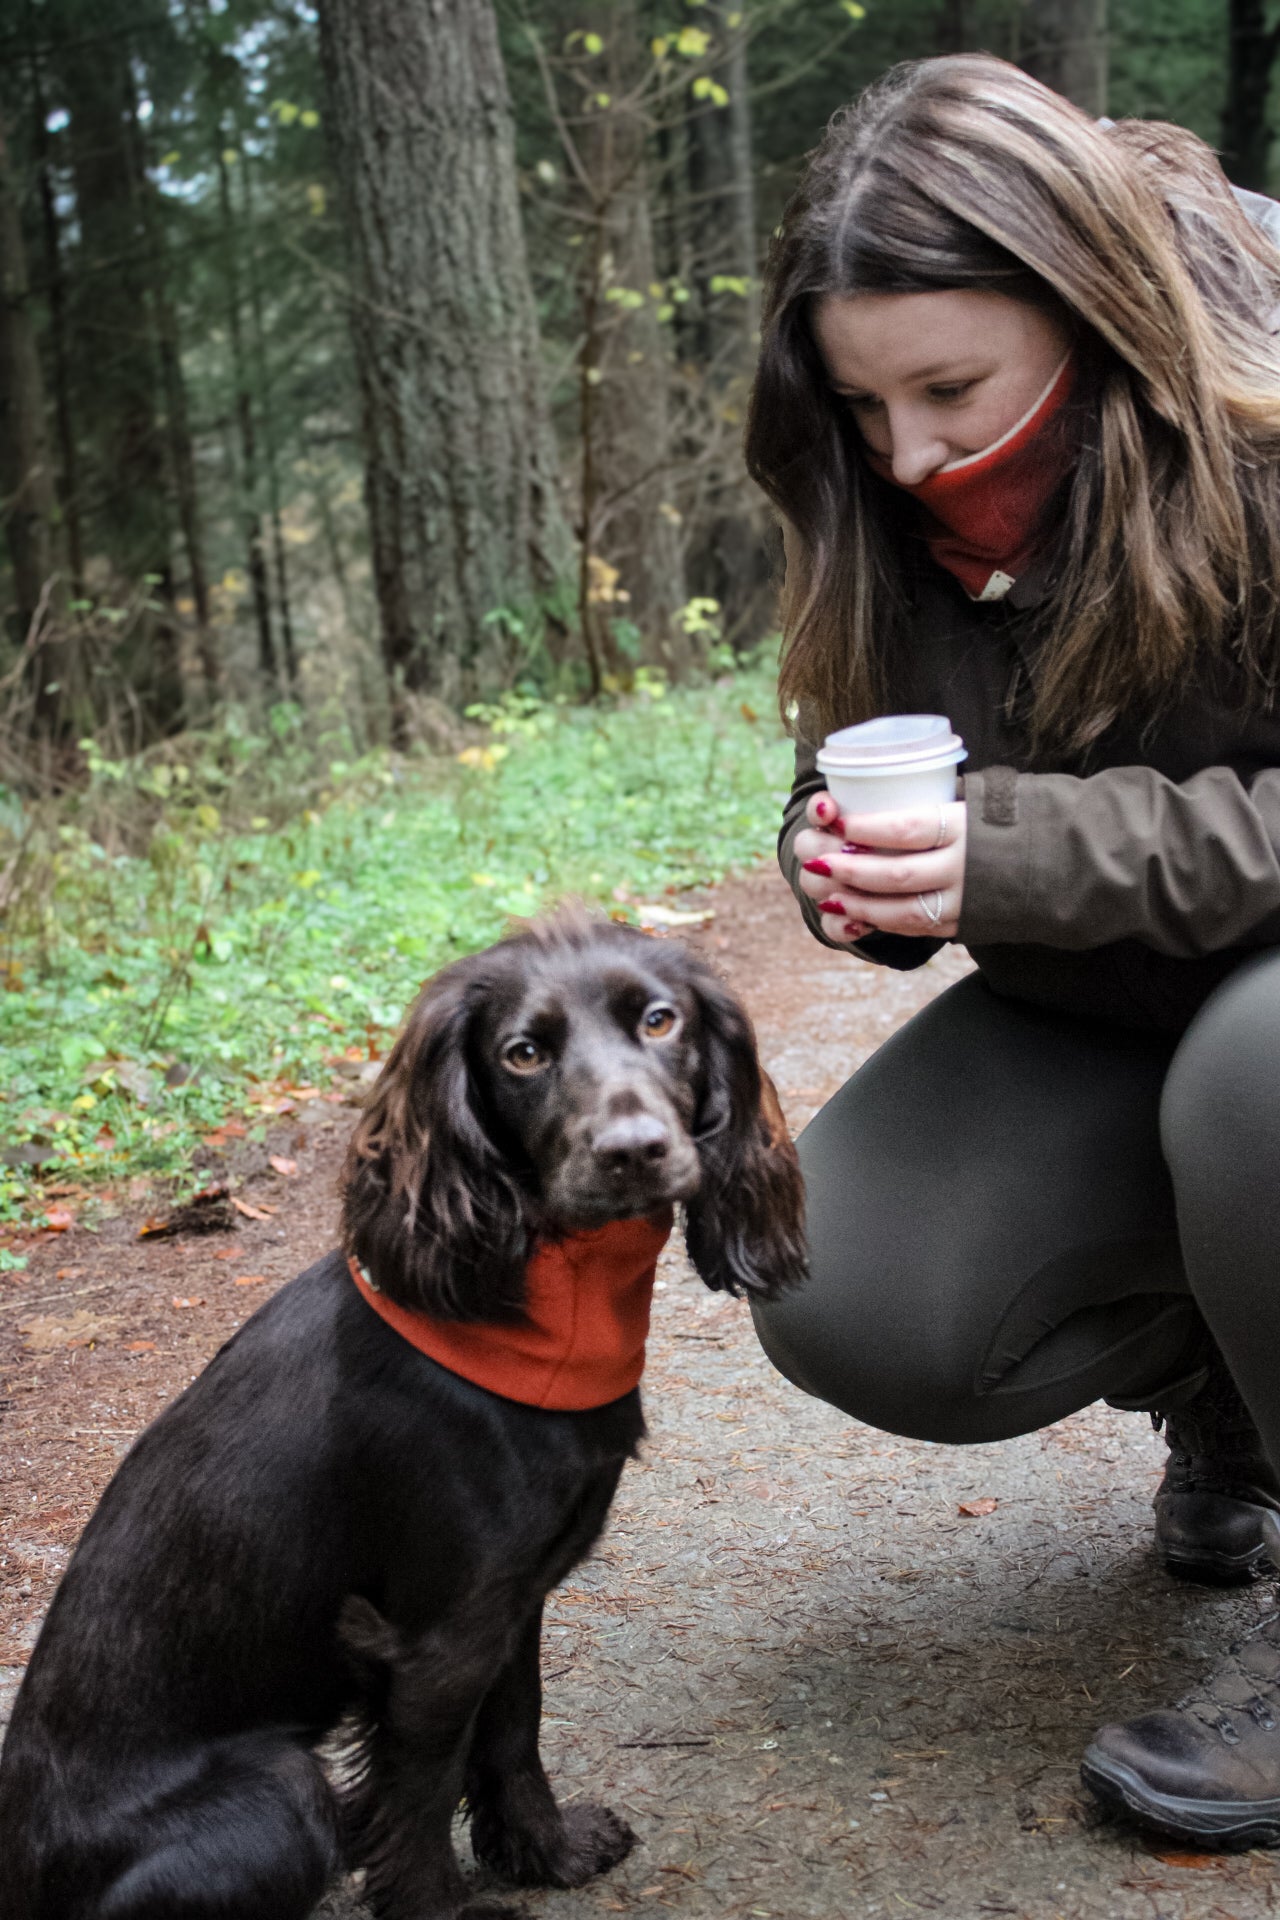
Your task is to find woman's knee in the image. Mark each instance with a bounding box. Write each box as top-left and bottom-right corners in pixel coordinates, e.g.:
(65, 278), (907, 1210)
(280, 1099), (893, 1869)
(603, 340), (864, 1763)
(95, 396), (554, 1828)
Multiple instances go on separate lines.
(749, 1248), (983, 1440)
(1161, 949), (1280, 1183)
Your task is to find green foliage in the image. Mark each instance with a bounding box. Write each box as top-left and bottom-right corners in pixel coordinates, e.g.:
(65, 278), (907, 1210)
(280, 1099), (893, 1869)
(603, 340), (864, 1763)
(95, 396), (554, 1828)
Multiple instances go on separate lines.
(0, 664), (791, 1216)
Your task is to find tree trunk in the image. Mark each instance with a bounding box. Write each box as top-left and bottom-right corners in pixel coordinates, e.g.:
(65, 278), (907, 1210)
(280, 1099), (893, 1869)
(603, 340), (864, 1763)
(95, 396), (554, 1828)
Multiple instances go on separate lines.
(241, 154), (298, 693)
(61, 23), (184, 735)
(935, 0), (971, 54)
(215, 141), (277, 691)
(1019, 0), (1108, 118)
(317, 0), (573, 729)
(1222, 0), (1280, 190)
(0, 110), (75, 739)
(129, 94), (218, 700)
(30, 47), (85, 594)
(575, 1), (687, 676)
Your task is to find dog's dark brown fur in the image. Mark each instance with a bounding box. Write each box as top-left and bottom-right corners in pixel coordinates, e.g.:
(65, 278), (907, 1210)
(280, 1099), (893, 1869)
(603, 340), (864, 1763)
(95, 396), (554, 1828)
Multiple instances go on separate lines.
(0, 916), (806, 1920)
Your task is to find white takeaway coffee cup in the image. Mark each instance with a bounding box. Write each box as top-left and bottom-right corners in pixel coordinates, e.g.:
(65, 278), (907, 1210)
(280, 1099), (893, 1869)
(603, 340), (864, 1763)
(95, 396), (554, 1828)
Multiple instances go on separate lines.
(815, 714), (966, 819)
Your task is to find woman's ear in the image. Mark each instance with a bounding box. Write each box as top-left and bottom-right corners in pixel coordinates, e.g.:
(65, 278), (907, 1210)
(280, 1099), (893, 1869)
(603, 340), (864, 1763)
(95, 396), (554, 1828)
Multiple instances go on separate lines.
(341, 958), (530, 1320)
(682, 970), (808, 1299)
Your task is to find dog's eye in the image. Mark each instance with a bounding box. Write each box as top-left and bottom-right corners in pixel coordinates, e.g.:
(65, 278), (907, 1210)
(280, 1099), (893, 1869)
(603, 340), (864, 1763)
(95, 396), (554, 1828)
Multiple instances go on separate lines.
(640, 1004), (679, 1040)
(503, 1039), (549, 1074)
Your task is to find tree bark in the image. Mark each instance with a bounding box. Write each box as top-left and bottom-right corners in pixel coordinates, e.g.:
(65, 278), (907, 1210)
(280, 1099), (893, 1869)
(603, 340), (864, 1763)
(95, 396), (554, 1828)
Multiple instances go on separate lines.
(1019, 0), (1108, 118)
(216, 141), (278, 691)
(317, 0), (572, 728)
(61, 22), (184, 735)
(128, 92), (218, 700)
(1222, 0), (1280, 190)
(241, 152), (298, 693)
(574, 1), (686, 675)
(30, 46), (85, 594)
(0, 110), (74, 739)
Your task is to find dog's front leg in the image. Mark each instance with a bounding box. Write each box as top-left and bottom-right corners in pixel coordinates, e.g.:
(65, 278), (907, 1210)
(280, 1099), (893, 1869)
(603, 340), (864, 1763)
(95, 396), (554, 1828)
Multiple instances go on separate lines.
(340, 1596), (528, 1920)
(465, 1600), (635, 1890)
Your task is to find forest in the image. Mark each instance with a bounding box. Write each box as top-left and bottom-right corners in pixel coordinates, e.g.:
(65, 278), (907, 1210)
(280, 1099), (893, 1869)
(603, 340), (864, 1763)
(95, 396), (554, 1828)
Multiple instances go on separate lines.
(0, 0), (1271, 1218)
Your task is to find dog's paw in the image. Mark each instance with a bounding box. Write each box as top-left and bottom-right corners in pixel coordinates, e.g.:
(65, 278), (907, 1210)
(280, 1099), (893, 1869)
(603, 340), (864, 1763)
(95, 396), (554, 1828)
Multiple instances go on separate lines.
(542, 1802), (637, 1888)
(472, 1799), (635, 1889)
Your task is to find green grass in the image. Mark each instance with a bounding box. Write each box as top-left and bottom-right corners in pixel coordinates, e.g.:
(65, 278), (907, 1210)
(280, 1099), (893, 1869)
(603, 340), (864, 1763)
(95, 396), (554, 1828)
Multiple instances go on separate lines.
(0, 667), (792, 1221)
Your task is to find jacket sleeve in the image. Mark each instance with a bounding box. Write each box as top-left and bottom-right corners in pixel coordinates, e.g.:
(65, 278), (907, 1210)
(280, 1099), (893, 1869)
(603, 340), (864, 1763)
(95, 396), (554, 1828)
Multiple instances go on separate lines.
(778, 717), (945, 972)
(960, 763), (1280, 956)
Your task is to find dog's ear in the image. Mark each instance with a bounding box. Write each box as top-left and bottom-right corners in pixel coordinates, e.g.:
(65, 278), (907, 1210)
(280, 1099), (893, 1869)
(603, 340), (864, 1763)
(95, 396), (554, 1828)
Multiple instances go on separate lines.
(341, 958), (530, 1320)
(682, 969), (808, 1299)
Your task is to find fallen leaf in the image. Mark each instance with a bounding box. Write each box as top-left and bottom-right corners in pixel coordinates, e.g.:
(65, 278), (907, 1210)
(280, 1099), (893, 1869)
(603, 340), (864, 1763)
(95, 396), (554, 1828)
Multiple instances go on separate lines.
(43, 1207), (74, 1232)
(231, 1197), (277, 1220)
(171, 1295), (206, 1309)
(958, 1497), (998, 1518)
(211, 1247), (246, 1261)
(55, 1267), (84, 1281)
(21, 1309), (115, 1350)
(234, 1274), (269, 1287)
(1146, 1849), (1221, 1869)
(124, 1340), (157, 1352)
(268, 1155), (298, 1177)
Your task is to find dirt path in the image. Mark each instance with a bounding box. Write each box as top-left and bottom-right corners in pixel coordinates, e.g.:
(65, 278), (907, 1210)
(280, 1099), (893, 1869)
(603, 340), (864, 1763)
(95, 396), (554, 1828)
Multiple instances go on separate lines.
(4, 865), (1279, 1918)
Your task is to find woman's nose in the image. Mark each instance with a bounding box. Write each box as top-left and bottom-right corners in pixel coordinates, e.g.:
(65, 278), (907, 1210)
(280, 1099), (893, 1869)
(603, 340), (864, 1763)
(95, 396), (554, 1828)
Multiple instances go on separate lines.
(887, 411), (951, 486)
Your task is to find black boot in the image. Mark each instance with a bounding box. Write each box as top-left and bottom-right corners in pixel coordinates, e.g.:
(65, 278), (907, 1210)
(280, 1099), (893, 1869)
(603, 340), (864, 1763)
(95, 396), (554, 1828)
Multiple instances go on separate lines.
(1152, 1351), (1280, 1585)
(1082, 1515), (1280, 1850)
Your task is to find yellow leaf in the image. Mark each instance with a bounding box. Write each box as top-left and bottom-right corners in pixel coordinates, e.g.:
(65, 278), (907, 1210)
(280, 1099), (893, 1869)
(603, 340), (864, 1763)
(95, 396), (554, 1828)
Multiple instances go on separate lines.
(295, 869), (322, 889)
(221, 147), (239, 166)
(841, 0), (866, 16)
(583, 31), (603, 54)
(194, 804), (221, 831)
(470, 872), (496, 887)
(307, 183), (326, 217)
(650, 35), (669, 57)
(300, 108), (320, 129)
(675, 25), (711, 55)
(160, 149), (181, 167)
(71, 1092), (97, 1111)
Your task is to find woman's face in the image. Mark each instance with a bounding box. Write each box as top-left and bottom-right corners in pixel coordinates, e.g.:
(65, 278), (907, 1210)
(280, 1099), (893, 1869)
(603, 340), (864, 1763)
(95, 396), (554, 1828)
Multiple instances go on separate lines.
(812, 288), (1072, 486)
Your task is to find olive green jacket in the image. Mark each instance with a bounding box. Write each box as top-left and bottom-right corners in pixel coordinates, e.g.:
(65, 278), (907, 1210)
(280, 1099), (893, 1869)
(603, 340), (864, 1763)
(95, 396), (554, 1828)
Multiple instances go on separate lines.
(779, 551), (1280, 1033)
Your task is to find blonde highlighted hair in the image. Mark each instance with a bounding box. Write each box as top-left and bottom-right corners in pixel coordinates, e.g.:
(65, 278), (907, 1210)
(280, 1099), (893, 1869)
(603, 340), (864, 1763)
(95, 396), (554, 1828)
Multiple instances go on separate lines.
(745, 55), (1280, 752)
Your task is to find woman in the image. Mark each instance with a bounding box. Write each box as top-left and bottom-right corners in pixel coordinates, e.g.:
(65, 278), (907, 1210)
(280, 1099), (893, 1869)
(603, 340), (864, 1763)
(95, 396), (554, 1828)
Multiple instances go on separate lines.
(745, 54), (1280, 1849)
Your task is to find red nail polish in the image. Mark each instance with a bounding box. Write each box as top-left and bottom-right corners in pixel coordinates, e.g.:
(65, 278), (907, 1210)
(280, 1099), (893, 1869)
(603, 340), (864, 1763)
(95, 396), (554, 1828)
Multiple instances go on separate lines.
(803, 858), (832, 877)
(844, 921), (867, 937)
(817, 898), (845, 915)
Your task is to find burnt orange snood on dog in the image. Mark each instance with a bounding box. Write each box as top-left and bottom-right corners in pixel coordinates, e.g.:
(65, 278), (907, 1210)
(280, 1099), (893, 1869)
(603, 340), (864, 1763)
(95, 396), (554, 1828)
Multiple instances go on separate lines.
(347, 1207), (674, 1410)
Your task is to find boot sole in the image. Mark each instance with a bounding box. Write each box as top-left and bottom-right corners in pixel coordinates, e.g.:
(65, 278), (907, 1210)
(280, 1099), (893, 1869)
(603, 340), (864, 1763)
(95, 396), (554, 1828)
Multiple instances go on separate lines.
(1160, 1540), (1269, 1586)
(1081, 1749), (1280, 1850)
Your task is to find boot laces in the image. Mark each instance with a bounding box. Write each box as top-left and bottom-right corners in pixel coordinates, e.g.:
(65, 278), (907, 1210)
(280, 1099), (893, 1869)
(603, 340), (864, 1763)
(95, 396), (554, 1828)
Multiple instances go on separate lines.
(1177, 1611), (1280, 1744)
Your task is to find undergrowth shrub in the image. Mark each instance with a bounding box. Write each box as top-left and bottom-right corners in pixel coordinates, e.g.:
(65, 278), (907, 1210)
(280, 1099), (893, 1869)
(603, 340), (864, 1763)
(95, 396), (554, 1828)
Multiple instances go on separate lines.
(0, 664), (791, 1220)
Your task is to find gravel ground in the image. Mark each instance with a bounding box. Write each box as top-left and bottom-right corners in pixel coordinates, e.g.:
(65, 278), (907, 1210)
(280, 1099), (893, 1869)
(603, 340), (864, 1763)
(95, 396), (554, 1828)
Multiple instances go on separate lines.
(5, 865), (1280, 1919)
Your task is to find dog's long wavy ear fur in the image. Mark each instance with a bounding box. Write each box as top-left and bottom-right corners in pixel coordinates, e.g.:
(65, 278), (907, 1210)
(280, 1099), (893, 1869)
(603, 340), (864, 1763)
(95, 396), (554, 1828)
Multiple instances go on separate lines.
(682, 968), (808, 1300)
(341, 957), (530, 1320)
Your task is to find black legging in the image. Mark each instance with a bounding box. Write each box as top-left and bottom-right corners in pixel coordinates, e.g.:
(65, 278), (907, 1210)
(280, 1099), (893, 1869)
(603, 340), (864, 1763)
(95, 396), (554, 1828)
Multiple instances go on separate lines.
(750, 950), (1280, 1477)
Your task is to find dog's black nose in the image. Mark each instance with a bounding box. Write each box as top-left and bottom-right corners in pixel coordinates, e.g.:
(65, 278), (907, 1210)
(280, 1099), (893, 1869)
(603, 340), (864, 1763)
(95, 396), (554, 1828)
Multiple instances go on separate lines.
(592, 1113), (671, 1176)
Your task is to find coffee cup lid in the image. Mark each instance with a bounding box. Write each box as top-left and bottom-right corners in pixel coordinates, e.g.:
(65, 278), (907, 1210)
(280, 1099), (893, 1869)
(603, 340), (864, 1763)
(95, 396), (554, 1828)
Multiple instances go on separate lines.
(816, 714), (965, 770)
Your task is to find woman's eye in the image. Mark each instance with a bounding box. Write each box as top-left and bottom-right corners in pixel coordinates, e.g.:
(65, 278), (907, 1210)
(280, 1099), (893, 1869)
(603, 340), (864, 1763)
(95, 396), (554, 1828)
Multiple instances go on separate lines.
(503, 1039), (549, 1074)
(928, 381), (975, 403)
(641, 1005), (679, 1040)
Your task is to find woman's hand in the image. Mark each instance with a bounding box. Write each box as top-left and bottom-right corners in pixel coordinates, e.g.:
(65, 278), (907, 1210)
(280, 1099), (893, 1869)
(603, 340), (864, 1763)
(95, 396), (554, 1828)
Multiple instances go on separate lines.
(794, 790), (967, 944)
